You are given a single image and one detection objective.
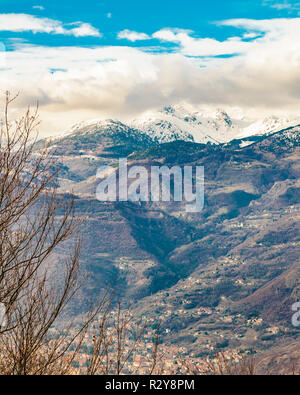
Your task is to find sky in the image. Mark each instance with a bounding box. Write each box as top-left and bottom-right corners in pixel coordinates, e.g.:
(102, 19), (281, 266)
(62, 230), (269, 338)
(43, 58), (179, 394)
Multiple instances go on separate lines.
(1, 0), (300, 135)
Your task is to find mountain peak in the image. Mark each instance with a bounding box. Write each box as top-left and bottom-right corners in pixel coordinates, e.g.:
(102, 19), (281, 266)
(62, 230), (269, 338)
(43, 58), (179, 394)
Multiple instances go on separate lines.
(55, 106), (300, 148)
(161, 105), (176, 115)
(216, 109), (233, 127)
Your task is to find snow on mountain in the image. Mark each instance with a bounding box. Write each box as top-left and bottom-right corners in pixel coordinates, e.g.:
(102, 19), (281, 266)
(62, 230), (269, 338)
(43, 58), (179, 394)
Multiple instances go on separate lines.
(69, 119), (130, 137)
(237, 116), (300, 139)
(130, 106), (248, 144)
(51, 119), (153, 146)
(54, 105), (300, 147)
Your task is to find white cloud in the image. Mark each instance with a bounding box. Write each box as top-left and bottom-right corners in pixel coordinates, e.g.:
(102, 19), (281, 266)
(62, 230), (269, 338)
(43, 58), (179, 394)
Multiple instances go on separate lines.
(263, 0), (300, 11)
(3, 17), (300, 136)
(107, 13), (112, 19)
(153, 28), (250, 56)
(67, 22), (102, 38)
(33, 5), (45, 11)
(272, 3), (293, 9)
(0, 13), (102, 37)
(118, 30), (151, 42)
(243, 32), (260, 39)
(119, 27), (249, 56)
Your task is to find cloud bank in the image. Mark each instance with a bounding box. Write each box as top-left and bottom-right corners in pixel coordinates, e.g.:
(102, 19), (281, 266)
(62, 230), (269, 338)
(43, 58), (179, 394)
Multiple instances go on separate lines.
(0, 13), (102, 37)
(2, 17), (300, 135)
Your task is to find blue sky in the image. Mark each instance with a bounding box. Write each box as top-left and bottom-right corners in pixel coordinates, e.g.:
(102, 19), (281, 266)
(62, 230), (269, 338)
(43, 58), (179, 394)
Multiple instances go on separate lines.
(1, 0), (300, 135)
(0, 0), (298, 48)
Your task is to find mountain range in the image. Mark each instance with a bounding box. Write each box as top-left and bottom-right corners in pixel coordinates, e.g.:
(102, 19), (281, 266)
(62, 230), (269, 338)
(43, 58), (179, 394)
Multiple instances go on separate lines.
(39, 105), (300, 373)
(56, 105), (300, 145)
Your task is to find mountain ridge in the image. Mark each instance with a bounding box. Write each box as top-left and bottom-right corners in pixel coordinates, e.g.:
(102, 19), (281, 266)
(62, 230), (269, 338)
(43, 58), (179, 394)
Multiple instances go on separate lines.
(38, 110), (300, 368)
(47, 105), (300, 148)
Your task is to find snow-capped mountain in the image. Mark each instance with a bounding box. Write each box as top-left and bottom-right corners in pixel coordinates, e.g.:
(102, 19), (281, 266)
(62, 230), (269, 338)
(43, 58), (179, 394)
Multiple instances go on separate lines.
(237, 115), (300, 139)
(53, 104), (300, 148)
(129, 106), (247, 144)
(132, 105), (300, 144)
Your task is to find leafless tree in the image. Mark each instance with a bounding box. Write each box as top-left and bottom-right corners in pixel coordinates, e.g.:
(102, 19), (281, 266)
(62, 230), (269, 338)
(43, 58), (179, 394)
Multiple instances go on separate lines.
(0, 91), (98, 374)
(85, 302), (163, 375)
(0, 92), (163, 375)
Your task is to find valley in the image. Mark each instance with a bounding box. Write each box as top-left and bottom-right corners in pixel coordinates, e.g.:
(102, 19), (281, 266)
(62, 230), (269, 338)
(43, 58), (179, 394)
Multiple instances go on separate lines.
(40, 108), (300, 371)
